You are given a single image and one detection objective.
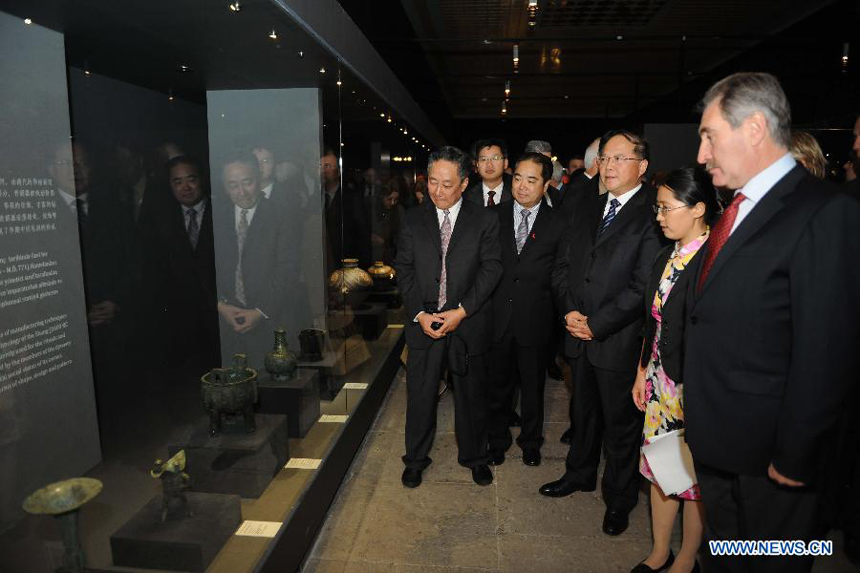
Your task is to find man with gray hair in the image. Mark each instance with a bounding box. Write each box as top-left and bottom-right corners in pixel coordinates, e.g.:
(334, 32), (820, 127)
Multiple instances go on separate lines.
(686, 72), (860, 572)
(525, 139), (552, 157)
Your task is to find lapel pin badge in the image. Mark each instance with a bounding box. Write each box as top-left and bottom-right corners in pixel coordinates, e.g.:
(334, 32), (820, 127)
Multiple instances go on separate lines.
(530, 232), (536, 240)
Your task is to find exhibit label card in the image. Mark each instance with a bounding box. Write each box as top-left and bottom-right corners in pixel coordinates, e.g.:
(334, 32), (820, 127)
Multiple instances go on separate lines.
(319, 414), (349, 423)
(235, 520), (282, 538)
(343, 382), (368, 390)
(285, 458), (322, 470)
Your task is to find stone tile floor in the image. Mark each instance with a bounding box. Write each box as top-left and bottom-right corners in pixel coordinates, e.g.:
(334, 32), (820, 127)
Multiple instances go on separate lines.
(303, 369), (855, 572)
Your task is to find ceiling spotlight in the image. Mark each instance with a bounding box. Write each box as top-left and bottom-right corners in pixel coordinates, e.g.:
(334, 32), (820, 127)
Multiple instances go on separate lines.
(269, 30), (278, 40)
(168, 88), (174, 102)
(404, 128), (408, 134)
(229, 1), (241, 12)
(24, 17), (32, 25)
(513, 44), (519, 65)
(528, 0), (538, 6)
(380, 112), (385, 118)
(387, 115), (392, 123)
(336, 79), (342, 86)
(178, 64), (192, 73)
(84, 60), (91, 76)
(564, 94), (569, 99)
(501, 101), (507, 115)
(505, 80), (511, 97)
(842, 43), (850, 70)
(297, 50), (304, 58)
(319, 66), (326, 73)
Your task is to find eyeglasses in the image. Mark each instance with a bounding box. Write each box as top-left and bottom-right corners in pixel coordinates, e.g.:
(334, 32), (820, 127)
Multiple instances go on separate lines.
(597, 155), (640, 166)
(652, 204), (690, 215)
(477, 155), (504, 163)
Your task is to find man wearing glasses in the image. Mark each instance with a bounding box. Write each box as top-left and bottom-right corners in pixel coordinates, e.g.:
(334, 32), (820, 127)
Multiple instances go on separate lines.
(541, 130), (662, 538)
(465, 139), (513, 207)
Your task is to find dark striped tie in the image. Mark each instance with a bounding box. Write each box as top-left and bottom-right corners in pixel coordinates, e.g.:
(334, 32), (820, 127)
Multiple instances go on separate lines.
(597, 198), (620, 237)
(185, 207), (199, 250)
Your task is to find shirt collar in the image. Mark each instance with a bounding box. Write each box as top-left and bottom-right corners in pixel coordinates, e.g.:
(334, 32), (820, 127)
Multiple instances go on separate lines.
(436, 197), (463, 218)
(482, 180), (503, 194)
(736, 153), (796, 205)
(261, 182), (274, 200)
(608, 183), (642, 207)
(184, 199), (205, 214)
(514, 199), (541, 219)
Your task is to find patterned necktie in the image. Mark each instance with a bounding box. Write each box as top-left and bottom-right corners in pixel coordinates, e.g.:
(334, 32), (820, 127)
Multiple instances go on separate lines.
(697, 192), (746, 292)
(487, 190), (496, 207)
(235, 209), (249, 305)
(437, 209), (452, 309)
(597, 198), (620, 237)
(516, 209), (531, 254)
(185, 207), (199, 250)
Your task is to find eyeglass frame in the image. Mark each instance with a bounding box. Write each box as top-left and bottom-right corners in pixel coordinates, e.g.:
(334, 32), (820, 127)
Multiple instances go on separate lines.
(476, 154), (505, 163)
(652, 204), (691, 215)
(596, 155), (641, 166)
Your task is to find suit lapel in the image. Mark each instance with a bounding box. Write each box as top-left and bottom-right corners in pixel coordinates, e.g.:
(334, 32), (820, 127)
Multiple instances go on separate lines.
(588, 192), (608, 241)
(447, 200), (471, 254)
(499, 201), (517, 256)
(423, 205), (442, 254)
(695, 166), (804, 298)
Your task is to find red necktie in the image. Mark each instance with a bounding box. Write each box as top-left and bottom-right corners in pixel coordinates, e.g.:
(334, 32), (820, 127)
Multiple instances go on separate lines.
(487, 190), (496, 206)
(697, 192), (746, 292)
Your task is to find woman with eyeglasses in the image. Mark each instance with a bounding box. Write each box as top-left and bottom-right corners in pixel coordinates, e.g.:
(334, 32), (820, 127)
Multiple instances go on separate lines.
(630, 166), (719, 573)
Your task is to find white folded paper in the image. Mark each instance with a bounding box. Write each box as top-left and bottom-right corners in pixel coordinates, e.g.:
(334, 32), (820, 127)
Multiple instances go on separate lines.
(641, 429), (697, 496)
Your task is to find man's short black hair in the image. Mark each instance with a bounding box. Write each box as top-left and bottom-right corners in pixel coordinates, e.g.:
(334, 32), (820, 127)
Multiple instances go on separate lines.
(471, 138), (508, 160)
(514, 152), (552, 183)
(166, 155), (202, 175)
(598, 129), (650, 162)
(222, 149), (260, 177)
(428, 146), (472, 181)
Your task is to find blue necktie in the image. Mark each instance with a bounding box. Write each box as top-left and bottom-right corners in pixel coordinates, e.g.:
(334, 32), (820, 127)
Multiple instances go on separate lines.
(597, 198), (620, 237)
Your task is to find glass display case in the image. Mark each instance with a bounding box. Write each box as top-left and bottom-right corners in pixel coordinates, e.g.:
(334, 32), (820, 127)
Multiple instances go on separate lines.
(0, 2), (434, 571)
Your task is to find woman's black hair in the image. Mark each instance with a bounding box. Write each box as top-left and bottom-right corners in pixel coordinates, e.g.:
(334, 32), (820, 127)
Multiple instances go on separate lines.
(660, 165), (721, 225)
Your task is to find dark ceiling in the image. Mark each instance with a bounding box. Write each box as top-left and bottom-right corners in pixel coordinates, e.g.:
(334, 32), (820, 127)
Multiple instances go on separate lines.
(338, 0), (858, 154)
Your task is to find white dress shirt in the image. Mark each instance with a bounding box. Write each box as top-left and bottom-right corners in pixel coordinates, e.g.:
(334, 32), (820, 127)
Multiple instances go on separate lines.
(482, 181), (503, 206)
(513, 200), (541, 235)
(602, 183), (642, 217)
(183, 199), (206, 232)
(435, 197), (463, 229)
(730, 153), (796, 234)
(261, 182), (274, 200)
(58, 189), (88, 216)
(234, 203), (258, 232)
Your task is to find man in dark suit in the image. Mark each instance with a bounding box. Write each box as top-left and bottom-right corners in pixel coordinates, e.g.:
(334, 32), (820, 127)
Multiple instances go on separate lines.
(322, 147), (370, 270)
(147, 156), (218, 371)
(540, 130), (661, 538)
(395, 146), (502, 488)
(487, 152), (567, 467)
(562, 138), (601, 219)
(214, 151), (295, 369)
(464, 139), (513, 207)
(685, 73), (860, 573)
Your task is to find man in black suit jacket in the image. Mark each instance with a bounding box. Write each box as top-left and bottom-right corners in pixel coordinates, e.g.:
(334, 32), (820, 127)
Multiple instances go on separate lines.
(464, 139), (513, 207)
(541, 130), (662, 538)
(214, 152), (295, 369)
(395, 146), (502, 488)
(487, 153), (567, 467)
(685, 73), (860, 573)
(322, 148), (370, 270)
(147, 156), (218, 370)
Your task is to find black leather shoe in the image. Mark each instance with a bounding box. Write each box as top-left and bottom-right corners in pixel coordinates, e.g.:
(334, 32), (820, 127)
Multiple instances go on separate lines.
(471, 464), (493, 486)
(602, 508), (629, 536)
(522, 448), (541, 466)
(508, 411), (521, 427)
(401, 467), (422, 488)
(547, 361), (563, 381)
(488, 450), (505, 466)
(560, 428), (572, 444)
(630, 550), (673, 572)
(538, 476), (596, 497)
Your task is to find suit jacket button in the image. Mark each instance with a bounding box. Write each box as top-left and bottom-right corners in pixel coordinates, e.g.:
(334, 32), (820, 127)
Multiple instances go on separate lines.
(584, 278), (591, 283)
(514, 278), (519, 283)
(690, 316), (698, 325)
(508, 298), (513, 303)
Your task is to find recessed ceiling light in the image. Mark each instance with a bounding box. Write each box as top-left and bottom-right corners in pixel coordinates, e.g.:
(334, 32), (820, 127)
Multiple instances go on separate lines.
(564, 94), (569, 99)
(319, 66), (326, 73)
(269, 30), (278, 40)
(178, 64), (192, 73)
(336, 79), (342, 86)
(297, 50), (304, 58)
(229, 2), (241, 12)
(24, 18), (32, 25)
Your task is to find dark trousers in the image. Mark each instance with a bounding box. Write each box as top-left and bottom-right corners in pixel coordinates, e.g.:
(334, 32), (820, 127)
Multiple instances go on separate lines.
(403, 341), (489, 470)
(695, 462), (822, 573)
(488, 335), (546, 453)
(564, 355), (643, 512)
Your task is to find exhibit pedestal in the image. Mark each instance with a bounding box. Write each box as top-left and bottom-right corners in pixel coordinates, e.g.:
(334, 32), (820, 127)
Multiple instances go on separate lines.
(168, 414), (289, 498)
(257, 369), (320, 438)
(352, 302), (388, 341)
(110, 492), (241, 572)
